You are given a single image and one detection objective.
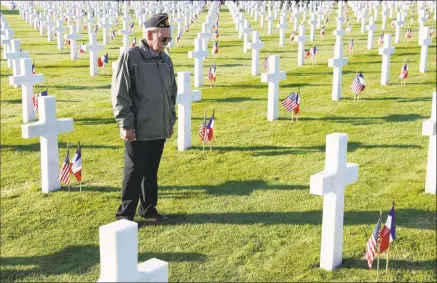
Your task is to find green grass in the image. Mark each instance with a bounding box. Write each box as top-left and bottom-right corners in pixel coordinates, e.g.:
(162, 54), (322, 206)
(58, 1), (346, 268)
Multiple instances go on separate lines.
(1, 4), (436, 282)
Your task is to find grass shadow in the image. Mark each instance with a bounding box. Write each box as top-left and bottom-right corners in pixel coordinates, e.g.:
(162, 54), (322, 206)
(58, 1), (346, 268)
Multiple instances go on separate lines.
(160, 180), (308, 196)
(161, 209), (435, 230)
(341, 257), (436, 270)
(1, 244), (206, 282)
(295, 114), (425, 125)
(0, 142), (118, 152)
(75, 117), (116, 125)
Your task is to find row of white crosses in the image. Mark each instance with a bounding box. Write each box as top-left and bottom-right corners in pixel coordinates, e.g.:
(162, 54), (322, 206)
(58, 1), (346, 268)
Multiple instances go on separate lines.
(8, 53), (74, 193)
(329, 4), (348, 101)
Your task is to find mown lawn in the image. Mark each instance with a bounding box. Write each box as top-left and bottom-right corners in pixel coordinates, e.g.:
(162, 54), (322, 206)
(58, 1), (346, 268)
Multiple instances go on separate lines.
(1, 3), (436, 282)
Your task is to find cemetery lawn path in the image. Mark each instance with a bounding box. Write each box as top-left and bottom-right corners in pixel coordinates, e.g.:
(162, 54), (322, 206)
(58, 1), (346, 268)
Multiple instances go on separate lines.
(1, 4), (436, 282)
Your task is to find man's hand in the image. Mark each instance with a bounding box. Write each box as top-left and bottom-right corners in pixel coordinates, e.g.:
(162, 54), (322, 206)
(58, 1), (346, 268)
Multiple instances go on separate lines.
(122, 128), (136, 141)
(168, 126), (174, 138)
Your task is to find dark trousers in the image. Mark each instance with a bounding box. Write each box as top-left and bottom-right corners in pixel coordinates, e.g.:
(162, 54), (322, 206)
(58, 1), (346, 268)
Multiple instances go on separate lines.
(116, 139), (165, 218)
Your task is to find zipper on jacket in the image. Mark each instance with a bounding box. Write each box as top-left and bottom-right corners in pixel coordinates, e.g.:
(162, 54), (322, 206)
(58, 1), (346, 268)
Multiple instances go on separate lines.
(156, 56), (167, 138)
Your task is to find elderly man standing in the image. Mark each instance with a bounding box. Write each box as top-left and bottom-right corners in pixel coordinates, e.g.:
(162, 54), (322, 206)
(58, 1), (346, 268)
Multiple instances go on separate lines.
(111, 13), (176, 223)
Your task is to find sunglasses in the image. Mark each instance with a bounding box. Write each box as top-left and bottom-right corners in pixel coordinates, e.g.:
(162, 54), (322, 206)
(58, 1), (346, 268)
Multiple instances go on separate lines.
(158, 36), (172, 43)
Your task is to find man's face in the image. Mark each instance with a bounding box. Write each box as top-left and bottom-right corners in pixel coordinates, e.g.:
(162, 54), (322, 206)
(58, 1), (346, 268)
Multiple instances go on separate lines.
(147, 28), (171, 53)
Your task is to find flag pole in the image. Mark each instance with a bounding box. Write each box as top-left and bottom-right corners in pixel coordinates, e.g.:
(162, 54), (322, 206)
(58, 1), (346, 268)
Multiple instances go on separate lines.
(386, 201), (395, 274)
(376, 209), (382, 282)
(67, 142), (71, 196)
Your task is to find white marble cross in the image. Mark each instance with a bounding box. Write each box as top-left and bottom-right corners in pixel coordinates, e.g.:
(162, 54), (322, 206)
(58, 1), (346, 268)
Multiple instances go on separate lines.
(422, 92), (436, 194)
(248, 31), (264, 76)
(83, 33), (104, 76)
(99, 14), (112, 45)
(98, 220), (168, 282)
(9, 58), (44, 123)
(419, 27), (432, 73)
(242, 19), (252, 53)
(86, 13), (95, 34)
(329, 20), (348, 101)
(378, 34), (395, 85)
(53, 19), (66, 50)
(119, 20), (133, 49)
(418, 9), (428, 45)
(360, 8), (367, 33)
(292, 9), (300, 32)
(6, 39), (29, 87)
(310, 133), (359, 271)
(394, 13), (404, 44)
(261, 55), (286, 122)
(1, 28), (14, 68)
(176, 72), (201, 152)
(277, 14), (288, 47)
(366, 16), (377, 50)
(309, 13), (317, 41)
(198, 22), (212, 46)
(21, 96), (74, 193)
(45, 15), (55, 42)
(188, 37), (208, 88)
(267, 9), (274, 35)
(66, 25), (82, 60)
(296, 25), (309, 66)
(381, 5), (388, 30)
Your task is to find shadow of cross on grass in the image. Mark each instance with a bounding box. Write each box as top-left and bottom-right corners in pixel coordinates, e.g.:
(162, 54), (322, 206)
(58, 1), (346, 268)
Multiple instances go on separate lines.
(341, 257), (435, 271)
(163, 209), (435, 230)
(191, 142), (422, 157)
(294, 114), (425, 125)
(0, 142), (118, 152)
(160, 180), (307, 197)
(1, 244), (206, 282)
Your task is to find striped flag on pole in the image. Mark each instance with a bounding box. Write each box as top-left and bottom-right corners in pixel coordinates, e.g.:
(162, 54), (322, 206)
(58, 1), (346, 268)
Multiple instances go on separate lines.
(59, 149), (71, 185)
(350, 72), (366, 94)
(199, 112), (208, 143)
(281, 91), (299, 112)
(365, 214), (382, 269)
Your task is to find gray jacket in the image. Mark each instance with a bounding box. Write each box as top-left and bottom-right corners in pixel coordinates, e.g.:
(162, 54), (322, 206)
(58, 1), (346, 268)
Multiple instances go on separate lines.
(111, 39), (177, 141)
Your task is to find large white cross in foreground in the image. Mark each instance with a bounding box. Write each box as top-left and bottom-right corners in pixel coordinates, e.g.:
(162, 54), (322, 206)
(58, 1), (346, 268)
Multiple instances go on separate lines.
(310, 133), (359, 271)
(98, 220), (168, 282)
(21, 96), (74, 193)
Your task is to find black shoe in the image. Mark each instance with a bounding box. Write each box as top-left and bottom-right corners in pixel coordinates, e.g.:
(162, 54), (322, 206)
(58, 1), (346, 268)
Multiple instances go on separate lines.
(116, 216), (134, 221)
(154, 214), (169, 223)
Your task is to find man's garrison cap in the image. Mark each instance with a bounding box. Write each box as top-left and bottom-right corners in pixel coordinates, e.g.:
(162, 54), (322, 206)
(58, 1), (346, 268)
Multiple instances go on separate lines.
(143, 13), (170, 28)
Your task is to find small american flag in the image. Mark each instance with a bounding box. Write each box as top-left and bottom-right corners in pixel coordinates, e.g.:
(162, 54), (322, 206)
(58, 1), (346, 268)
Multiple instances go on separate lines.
(378, 33), (384, 45)
(320, 26), (325, 37)
(212, 41), (218, 54)
(32, 89), (48, 113)
(207, 64), (216, 82)
(289, 31), (295, 41)
(131, 37), (136, 46)
(405, 28), (412, 39)
(176, 32), (181, 43)
(129, 22), (134, 29)
(214, 29), (219, 39)
(199, 113), (208, 143)
(185, 24), (189, 32)
(281, 91), (298, 112)
(348, 39), (354, 53)
(59, 149), (71, 185)
(263, 56), (269, 72)
(399, 62), (408, 79)
(350, 72), (366, 94)
(430, 26), (434, 37)
(93, 25), (98, 33)
(111, 30), (116, 40)
(365, 214), (382, 269)
(32, 61), (35, 74)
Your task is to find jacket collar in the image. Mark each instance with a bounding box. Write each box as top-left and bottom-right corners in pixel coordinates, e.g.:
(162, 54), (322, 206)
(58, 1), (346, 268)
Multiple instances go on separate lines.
(139, 39), (161, 58)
